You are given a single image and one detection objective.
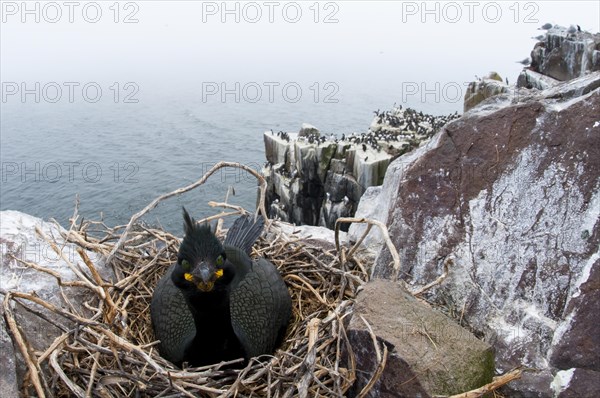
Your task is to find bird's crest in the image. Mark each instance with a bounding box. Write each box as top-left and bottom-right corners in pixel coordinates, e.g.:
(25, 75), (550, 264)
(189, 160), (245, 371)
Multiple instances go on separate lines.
(180, 207), (223, 262)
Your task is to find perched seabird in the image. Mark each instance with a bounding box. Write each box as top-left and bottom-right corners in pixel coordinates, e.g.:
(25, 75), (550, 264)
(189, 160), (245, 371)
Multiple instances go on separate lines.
(516, 57), (531, 66)
(538, 22), (553, 30)
(567, 25), (577, 34)
(151, 210), (291, 367)
(577, 25), (581, 32)
(532, 34), (545, 41)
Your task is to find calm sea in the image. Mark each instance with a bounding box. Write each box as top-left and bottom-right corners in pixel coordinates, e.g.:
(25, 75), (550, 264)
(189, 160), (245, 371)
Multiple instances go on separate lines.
(1, 85), (460, 233)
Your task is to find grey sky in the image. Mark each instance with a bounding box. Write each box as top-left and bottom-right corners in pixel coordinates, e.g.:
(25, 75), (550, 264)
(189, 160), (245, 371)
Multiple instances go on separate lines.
(2, 1), (599, 111)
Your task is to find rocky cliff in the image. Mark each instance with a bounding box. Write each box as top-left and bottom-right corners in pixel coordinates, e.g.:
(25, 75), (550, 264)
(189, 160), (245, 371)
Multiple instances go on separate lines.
(530, 25), (600, 82)
(350, 68), (600, 396)
(263, 110), (460, 230)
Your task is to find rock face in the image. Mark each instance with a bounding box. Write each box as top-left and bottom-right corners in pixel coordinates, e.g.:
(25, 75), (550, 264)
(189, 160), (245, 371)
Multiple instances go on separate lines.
(264, 130), (367, 229)
(346, 280), (494, 397)
(264, 109), (460, 230)
(529, 26), (600, 81)
(0, 210), (112, 395)
(350, 73), (600, 396)
(516, 69), (561, 90)
(464, 71), (509, 112)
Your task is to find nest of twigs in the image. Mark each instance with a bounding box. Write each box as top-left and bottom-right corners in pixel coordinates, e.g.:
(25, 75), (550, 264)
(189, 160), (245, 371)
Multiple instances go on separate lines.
(3, 162), (375, 397)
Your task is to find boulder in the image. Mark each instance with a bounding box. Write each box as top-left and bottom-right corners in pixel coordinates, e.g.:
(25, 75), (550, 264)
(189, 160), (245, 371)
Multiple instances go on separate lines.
(356, 73), (600, 396)
(298, 123), (320, 137)
(464, 76), (508, 112)
(345, 280), (494, 397)
(516, 69), (561, 90)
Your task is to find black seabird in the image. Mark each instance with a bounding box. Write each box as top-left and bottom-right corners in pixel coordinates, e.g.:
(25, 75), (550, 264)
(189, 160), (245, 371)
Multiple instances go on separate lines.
(151, 209), (292, 367)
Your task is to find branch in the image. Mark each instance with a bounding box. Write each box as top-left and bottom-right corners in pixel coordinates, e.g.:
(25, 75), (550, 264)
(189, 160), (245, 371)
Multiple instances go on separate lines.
(334, 217), (401, 280)
(105, 161), (268, 266)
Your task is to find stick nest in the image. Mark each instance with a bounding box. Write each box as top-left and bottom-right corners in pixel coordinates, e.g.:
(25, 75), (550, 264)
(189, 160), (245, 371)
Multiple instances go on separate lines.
(5, 208), (369, 397)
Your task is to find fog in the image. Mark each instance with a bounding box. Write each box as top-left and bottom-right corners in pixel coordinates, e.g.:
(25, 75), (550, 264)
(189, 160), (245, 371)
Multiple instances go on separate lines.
(2, 1), (599, 110)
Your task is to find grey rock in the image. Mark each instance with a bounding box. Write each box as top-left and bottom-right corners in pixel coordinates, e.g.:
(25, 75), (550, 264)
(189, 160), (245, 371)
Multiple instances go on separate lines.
(298, 123), (319, 137)
(263, 131), (290, 166)
(464, 74), (508, 112)
(530, 25), (600, 81)
(263, 110), (460, 230)
(0, 210), (114, 394)
(516, 69), (561, 90)
(0, 306), (19, 397)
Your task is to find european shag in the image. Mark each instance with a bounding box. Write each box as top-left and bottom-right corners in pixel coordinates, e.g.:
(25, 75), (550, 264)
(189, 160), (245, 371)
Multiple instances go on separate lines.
(150, 209), (291, 367)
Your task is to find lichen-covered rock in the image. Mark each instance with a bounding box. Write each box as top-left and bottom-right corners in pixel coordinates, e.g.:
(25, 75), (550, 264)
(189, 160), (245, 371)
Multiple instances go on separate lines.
(345, 280), (494, 397)
(357, 73), (600, 397)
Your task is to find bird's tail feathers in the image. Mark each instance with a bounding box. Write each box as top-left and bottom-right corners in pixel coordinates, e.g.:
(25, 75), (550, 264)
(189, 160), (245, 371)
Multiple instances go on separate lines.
(224, 214), (265, 255)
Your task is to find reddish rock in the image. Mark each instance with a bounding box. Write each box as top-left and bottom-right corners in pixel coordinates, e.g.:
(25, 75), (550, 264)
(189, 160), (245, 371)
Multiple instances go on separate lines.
(550, 257), (600, 370)
(555, 368), (600, 398)
(358, 74), (600, 396)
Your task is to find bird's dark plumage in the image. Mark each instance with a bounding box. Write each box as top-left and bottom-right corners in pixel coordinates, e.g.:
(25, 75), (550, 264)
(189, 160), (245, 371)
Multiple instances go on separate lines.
(151, 209), (291, 367)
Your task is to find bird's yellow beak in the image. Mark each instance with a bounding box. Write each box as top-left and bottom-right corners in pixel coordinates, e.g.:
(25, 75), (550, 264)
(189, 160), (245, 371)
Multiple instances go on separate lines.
(184, 269), (224, 292)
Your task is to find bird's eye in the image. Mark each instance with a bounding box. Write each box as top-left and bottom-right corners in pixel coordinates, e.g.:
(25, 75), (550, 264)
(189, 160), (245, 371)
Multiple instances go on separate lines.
(181, 259), (191, 270)
(216, 255), (225, 266)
